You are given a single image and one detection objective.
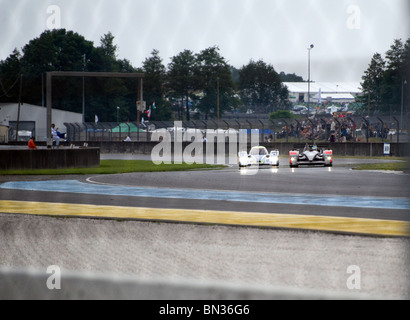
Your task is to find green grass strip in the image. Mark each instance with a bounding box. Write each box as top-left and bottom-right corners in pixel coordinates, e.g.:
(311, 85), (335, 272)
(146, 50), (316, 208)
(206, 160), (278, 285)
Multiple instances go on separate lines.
(352, 158), (409, 172)
(0, 160), (225, 175)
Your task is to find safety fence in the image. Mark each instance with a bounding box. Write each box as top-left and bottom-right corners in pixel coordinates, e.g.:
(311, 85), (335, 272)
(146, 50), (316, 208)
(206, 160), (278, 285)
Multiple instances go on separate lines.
(64, 115), (408, 143)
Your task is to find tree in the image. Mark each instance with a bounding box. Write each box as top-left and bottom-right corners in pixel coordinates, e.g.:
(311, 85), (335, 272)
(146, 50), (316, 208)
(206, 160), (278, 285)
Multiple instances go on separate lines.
(91, 32), (118, 72)
(168, 49), (196, 120)
(402, 39), (410, 117)
(279, 72), (304, 82)
(142, 49), (172, 121)
(0, 48), (22, 102)
(359, 38), (410, 116)
(100, 32), (117, 58)
(85, 32), (131, 121)
(0, 29), (142, 121)
(382, 39), (407, 113)
(230, 66), (240, 86)
(360, 53), (385, 114)
(194, 46), (236, 119)
(269, 110), (294, 119)
(21, 29), (94, 75)
(17, 29), (95, 111)
(239, 59), (290, 113)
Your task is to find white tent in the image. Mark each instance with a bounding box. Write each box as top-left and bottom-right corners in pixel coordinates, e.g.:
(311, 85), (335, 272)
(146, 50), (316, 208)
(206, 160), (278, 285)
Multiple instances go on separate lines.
(284, 82), (362, 103)
(313, 92), (356, 103)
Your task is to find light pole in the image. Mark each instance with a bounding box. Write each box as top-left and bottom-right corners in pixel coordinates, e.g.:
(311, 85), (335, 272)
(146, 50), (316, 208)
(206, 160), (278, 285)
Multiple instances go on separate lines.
(307, 44), (314, 116)
(401, 78), (407, 134)
(217, 76), (220, 124)
(82, 54), (86, 123)
(117, 106), (120, 123)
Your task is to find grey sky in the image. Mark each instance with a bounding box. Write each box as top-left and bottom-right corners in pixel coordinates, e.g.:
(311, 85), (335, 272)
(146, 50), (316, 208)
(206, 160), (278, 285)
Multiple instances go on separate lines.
(1, 0), (409, 82)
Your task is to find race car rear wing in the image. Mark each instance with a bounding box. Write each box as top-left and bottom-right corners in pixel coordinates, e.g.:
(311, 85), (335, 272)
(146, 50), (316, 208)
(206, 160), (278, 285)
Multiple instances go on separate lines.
(292, 143), (330, 149)
(291, 143), (331, 152)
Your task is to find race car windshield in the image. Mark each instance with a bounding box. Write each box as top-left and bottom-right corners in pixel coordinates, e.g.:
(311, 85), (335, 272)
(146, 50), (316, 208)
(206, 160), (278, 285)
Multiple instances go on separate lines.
(251, 148), (268, 155)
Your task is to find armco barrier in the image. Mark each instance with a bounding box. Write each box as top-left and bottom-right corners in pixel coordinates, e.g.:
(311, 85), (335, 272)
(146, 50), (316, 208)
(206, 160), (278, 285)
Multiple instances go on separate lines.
(0, 148), (100, 170)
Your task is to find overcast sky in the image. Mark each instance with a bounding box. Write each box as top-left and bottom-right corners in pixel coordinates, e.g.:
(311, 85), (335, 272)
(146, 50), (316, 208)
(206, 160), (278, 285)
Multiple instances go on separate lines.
(1, 0), (409, 82)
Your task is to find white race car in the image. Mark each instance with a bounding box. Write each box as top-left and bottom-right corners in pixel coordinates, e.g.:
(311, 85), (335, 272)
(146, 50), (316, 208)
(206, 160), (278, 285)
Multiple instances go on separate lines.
(238, 146), (280, 167)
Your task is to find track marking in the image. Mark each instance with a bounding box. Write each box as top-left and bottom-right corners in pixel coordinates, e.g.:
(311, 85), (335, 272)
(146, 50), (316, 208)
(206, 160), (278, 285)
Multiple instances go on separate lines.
(0, 200), (409, 237)
(2, 180), (409, 210)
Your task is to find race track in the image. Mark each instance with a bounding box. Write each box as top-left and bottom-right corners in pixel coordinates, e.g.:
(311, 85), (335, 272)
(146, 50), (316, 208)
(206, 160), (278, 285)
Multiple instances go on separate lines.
(0, 156), (409, 298)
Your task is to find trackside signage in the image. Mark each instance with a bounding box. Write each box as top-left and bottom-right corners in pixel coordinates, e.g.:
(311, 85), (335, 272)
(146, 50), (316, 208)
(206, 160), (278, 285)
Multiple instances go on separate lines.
(383, 143), (390, 156)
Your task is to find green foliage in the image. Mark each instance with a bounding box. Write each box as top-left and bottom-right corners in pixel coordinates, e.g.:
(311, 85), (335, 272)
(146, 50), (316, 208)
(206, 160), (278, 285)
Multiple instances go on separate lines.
(142, 49), (172, 121)
(167, 49), (196, 120)
(0, 29), (301, 121)
(279, 72), (304, 82)
(269, 110), (294, 119)
(0, 48), (21, 99)
(193, 46), (236, 119)
(238, 60), (290, 114)
(359, 38), (410, 115)
(352, 158), (409, 172)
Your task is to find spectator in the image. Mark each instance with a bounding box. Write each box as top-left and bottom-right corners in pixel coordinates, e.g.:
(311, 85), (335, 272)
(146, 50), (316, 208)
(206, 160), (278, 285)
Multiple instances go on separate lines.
(28, 136), (37, 149)
(51, 124), (60, 146)
(330, 120), (336, 133)
(341, 126), (347, 142)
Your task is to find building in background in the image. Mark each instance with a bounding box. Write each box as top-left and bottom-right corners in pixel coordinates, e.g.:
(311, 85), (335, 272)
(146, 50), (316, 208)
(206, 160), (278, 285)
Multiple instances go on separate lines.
(0, 103), (82, 142)
(284, 82), (362, 104)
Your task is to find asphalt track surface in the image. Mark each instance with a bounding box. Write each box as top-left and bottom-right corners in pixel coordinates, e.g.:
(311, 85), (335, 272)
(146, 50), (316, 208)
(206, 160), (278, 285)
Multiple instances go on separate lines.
(0, 156), (409, 298)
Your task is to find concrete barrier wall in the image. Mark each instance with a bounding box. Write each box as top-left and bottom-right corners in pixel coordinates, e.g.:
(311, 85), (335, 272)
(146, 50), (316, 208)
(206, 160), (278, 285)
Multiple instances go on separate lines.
(0, 142), (408, 171)
(83, 141), (410, 157)
(0, 148), (100, 170)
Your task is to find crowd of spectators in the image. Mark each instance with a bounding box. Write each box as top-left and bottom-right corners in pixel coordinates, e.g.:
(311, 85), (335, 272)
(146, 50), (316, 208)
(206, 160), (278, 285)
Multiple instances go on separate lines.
(276, 115), (391, 142)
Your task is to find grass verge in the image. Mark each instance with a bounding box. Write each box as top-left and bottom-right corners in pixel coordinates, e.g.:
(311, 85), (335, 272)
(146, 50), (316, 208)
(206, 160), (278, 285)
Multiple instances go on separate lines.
(352, 158), (409, 172)
(0, 160), (226, 175)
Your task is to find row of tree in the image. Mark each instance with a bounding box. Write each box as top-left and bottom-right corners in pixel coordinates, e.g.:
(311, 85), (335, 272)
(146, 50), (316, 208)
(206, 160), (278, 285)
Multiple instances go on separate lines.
(360, 38), (410, 116)
(0, 29), (294, 122)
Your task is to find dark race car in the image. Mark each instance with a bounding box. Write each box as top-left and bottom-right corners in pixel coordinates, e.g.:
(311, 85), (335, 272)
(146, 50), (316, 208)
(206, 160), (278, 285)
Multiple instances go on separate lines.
(289, 143), (333, 168)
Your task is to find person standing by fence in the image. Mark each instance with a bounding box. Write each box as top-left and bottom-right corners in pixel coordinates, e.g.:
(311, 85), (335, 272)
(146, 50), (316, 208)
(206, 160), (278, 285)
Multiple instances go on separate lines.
(51, 124), (60, 146)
